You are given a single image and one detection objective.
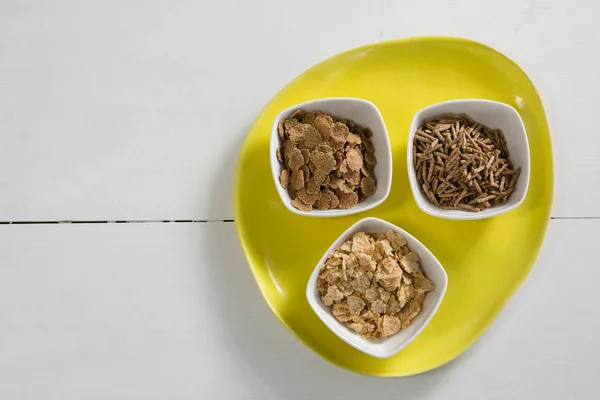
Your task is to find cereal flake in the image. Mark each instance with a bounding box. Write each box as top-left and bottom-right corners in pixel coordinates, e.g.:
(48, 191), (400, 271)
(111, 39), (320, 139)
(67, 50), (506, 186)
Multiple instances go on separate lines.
(279, 169), (290, 189)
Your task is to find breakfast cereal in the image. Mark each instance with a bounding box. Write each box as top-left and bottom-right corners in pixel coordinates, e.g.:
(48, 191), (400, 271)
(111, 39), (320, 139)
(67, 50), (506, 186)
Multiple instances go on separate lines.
(413, 114), (520, 211)
(317, 230), (435, 339)
(277, 110), (377, 211)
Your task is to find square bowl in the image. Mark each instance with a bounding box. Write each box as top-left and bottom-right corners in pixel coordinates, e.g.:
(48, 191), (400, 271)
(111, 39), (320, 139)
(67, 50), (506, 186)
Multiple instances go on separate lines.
(270, 98), (392, 217)
(407, 99), (530, 220)
(306, 217), (448, 358)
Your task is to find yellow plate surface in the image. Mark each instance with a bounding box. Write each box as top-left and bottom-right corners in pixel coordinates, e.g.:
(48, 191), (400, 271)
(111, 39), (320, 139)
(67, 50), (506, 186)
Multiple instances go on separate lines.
(234, 37), (553, 376)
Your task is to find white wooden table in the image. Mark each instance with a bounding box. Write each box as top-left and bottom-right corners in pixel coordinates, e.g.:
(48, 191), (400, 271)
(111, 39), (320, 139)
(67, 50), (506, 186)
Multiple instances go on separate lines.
(1, 1), (598, 399)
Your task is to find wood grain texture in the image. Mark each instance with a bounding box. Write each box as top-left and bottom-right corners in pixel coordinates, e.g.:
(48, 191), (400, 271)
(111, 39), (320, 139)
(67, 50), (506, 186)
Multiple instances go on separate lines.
(0, 0), (596, 220)
(0, 221), (597, 399)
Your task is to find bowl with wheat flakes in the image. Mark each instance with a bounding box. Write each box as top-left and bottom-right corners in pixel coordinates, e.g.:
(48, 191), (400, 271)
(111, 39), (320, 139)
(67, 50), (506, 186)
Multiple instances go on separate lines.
(306, 217), (448, 358)
(270, 98), (392, 217)
(407, 99), (530, 220)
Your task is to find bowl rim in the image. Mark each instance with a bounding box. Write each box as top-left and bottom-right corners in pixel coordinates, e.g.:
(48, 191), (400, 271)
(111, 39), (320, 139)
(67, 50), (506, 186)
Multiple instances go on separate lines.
(406, 98), (531, 220)
(306, 217), (448, 358)
(269, 97), (392, 218)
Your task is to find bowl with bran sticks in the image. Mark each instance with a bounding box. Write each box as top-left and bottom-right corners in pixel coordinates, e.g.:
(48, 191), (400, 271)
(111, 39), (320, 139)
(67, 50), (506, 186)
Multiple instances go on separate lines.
(407, 99), (530, 220)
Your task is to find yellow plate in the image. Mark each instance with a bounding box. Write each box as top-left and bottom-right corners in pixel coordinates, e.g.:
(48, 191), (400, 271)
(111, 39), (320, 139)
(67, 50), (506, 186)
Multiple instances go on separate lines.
(234, 37), (553, 376)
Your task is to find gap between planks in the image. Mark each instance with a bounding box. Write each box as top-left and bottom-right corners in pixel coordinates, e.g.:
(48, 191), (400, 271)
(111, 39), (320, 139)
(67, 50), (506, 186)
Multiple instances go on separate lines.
(0, 220), (235, 225)
(0, 217), (598, 225)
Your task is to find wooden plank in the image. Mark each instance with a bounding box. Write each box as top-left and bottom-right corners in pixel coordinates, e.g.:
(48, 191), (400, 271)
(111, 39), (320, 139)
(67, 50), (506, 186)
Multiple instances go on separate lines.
(0, 220), (596, 399)
(0, 0), (596, 220)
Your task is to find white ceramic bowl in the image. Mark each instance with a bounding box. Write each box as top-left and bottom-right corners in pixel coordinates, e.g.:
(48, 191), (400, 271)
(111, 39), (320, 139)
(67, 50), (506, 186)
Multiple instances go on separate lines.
(407, 99), (530, 220)
(306, 217), (448, 358)
(270, 98), (392, 217)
